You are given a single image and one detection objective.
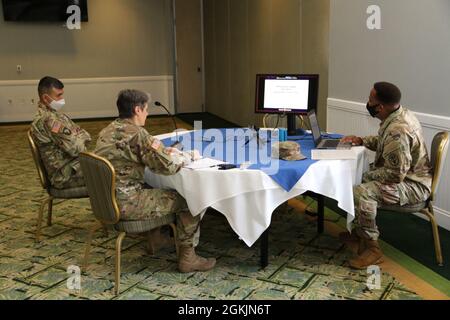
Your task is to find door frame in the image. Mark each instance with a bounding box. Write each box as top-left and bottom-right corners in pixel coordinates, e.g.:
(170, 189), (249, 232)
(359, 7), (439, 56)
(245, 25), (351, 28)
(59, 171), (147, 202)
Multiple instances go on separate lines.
(172, 0), (206, 114)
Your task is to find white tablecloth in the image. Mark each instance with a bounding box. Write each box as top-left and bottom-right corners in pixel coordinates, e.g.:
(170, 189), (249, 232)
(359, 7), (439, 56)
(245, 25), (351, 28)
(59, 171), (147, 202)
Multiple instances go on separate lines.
(144, 131), (369, 247)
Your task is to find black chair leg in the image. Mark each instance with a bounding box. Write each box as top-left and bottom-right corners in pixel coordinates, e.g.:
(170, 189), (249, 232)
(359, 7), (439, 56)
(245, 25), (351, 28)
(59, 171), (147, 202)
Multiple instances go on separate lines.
(317, 195), (325, 234)
(260, 229), (269, 269)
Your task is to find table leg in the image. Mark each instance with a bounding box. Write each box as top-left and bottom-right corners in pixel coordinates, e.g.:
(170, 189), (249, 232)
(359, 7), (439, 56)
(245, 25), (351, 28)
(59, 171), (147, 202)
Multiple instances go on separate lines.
(318, 194), (325, 234)
(260, 229), (269, 269)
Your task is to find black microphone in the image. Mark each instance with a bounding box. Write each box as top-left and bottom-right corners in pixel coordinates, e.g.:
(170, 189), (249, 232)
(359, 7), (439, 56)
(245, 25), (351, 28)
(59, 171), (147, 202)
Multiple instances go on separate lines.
(154, 101), (183, 150)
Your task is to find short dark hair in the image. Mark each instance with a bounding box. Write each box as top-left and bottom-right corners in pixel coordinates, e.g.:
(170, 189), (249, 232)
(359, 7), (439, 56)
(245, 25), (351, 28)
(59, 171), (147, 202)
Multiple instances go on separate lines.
(374, 82), (402, 105)
(38, 76), (64, 96)
(116, 89), (149, 119)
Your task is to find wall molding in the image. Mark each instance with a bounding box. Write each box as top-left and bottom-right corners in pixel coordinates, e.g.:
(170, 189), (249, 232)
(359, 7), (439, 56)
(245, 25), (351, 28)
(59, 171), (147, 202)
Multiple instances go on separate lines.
(434, 207), (450, 231)
(0, 75), (175, 123)
(0, 76), (174, 87)
(328, 98), (450, 131)
(328, 97), (450, 231)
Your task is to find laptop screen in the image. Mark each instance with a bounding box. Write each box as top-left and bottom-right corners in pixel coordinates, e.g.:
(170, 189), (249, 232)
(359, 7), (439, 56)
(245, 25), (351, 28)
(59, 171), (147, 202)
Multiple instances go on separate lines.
(307, 110), (322, 146)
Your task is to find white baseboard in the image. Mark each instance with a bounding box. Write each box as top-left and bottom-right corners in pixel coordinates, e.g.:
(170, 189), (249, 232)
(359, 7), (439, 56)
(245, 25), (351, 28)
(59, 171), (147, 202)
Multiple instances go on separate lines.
(0, 76), (175, 122)
(328, 97), (450, 231)
(432, 207), (450, 231)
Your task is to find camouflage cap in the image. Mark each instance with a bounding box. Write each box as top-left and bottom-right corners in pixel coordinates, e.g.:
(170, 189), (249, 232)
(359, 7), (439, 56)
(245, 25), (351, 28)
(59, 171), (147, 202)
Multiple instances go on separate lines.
(272, 141), (306, 161)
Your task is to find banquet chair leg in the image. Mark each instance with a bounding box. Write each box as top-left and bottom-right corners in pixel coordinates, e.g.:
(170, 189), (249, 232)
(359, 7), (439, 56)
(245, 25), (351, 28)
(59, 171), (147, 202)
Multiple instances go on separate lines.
(169, 223), (179, 258)
(83, 223), (102, 271)
(47, 196), (54, 226)
(421, 205), (444, 266)
(36, 197), (50, 242)
(115, 232), (126, 295)
(260, 229), (269, 269)
(317, 195), (325, 234)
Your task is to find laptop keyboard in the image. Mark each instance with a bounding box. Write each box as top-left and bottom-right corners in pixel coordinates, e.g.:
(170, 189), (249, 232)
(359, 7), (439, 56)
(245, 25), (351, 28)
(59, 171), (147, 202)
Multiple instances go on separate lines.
(321, 140), (340, 148)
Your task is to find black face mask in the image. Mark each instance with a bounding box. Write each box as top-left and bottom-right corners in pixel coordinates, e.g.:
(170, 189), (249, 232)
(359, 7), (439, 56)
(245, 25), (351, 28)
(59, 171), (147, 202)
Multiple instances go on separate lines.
(366, 103), (381, 118)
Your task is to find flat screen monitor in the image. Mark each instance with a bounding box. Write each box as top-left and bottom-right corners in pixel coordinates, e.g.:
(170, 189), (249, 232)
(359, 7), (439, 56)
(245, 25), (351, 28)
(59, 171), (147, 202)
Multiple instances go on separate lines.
(255, 74), (319, 115)
(2, 0), (88, 22)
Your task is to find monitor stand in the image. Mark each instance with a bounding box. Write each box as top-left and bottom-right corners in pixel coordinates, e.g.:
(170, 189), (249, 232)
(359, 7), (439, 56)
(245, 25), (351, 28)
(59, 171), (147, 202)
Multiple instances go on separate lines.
(287, 114), (306, 136)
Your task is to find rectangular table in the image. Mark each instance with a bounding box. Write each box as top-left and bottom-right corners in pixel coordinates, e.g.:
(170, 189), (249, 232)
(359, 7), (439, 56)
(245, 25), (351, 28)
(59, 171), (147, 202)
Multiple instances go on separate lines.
(144, 129), (369, 267)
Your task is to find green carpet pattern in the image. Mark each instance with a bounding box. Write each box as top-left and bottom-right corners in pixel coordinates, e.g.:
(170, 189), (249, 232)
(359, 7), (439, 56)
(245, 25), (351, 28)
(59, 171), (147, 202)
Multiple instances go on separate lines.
(0, 119), (421, 300)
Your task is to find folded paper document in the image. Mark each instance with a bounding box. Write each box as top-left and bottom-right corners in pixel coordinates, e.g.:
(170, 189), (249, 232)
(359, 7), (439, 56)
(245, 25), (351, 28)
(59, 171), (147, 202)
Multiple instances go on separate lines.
(184, 157), (226, 170)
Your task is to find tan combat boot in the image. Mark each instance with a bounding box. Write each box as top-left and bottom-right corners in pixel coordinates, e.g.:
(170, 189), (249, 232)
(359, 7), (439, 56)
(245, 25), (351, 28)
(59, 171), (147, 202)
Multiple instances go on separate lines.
(178, 246), (216, 273)
(147, 228), (174, 255)
(339, 232), (366, 255)
(348, 239), (384, 270)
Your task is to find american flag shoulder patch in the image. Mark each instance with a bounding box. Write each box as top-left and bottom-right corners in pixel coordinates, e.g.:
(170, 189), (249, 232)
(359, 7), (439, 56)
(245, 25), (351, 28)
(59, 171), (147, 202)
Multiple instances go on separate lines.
(151, 139), (161, 150)
(50, 120), (63, 134)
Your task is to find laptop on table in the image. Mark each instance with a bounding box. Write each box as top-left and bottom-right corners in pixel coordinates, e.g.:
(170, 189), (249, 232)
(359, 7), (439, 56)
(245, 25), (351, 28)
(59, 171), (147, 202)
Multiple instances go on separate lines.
(307, 110), (351, 150)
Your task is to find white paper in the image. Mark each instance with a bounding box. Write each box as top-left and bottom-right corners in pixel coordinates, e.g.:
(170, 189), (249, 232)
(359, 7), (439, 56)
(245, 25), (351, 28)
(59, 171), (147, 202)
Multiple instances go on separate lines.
(184, 158), (226, 170)
(311, 148), (357, 160)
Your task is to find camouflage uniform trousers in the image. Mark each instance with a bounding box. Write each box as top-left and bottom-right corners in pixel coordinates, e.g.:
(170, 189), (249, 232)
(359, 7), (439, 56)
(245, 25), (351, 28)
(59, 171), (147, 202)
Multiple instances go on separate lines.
(54, 160), (85, 189)
(119, 189), (200, 248)
(352, 179), (430, 241)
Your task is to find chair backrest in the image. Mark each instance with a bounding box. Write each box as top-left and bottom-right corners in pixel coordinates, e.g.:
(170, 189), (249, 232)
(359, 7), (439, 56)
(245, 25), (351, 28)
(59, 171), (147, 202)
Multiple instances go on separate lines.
(79, 152), (121, 225)
(430, 131), (449, 200)
(27, 130), (50, 190)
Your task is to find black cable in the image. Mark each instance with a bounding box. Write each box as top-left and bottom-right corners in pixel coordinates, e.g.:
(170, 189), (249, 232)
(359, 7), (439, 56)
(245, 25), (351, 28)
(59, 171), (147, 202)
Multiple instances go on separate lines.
(154, 101), (182, 150)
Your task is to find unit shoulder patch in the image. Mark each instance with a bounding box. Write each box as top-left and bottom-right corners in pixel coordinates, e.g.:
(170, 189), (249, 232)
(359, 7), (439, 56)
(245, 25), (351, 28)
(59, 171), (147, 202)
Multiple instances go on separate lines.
(62, 127), (72, 136)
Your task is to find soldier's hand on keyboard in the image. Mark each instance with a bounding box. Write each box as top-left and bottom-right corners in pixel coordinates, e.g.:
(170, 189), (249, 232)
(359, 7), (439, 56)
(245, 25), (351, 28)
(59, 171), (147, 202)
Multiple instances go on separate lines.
(341, 136), (363, 146)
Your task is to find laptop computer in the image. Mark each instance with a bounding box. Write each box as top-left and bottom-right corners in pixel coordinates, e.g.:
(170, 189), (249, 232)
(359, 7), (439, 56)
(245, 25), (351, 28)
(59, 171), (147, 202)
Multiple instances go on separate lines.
(307, 110), (351, 150)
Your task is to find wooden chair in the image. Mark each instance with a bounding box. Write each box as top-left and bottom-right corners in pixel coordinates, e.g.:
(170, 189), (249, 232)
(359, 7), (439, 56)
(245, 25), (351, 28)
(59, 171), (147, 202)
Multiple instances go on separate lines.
(379, 131), (449, 266)
(27, 130), (88, 242)
(79, 152), (178, 295)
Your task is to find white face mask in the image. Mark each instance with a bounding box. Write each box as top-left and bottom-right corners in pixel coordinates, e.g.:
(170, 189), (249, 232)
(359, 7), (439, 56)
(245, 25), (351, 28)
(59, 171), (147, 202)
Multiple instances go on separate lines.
(49, 98), (66, 111)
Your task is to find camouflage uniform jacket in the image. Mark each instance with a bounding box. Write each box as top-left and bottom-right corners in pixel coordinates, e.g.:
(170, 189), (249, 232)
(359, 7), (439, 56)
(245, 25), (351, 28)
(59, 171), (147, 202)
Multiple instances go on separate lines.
(362, 106), (432, 192)
(94, 118), (187, 205)
(30, 103), (91, 188)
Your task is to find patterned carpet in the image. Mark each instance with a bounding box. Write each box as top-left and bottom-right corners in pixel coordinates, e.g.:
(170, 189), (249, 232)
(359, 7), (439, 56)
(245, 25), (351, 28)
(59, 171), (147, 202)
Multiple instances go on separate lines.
(0, 118), (421, 300)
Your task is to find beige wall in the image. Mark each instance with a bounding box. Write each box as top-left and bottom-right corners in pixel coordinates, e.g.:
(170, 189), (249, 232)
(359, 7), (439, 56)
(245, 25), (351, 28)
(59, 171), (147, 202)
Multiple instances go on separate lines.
(302, 0), (329, 127)
(0, 0), (175, 80)
(204, 0), (329, 128)
(204, 0), (302, 127)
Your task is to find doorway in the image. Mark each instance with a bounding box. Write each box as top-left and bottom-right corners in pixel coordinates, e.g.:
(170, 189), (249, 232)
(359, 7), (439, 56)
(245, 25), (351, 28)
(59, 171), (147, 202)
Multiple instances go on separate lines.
(173, 0), (205, 114)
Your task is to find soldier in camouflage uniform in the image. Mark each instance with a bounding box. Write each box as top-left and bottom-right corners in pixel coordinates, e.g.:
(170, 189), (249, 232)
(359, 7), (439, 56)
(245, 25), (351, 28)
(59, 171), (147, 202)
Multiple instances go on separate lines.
(341, 82), (432, 269)
(94, 89), (216, 273)
(30, 76), (91, 189)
